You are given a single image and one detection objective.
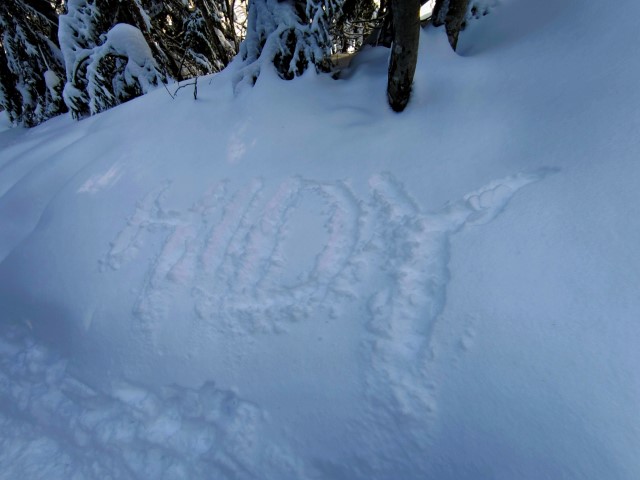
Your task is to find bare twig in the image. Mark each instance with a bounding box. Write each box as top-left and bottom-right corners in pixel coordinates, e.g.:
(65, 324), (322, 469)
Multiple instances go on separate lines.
(162, 81), (176, 99)
(172, 77), (198, 100)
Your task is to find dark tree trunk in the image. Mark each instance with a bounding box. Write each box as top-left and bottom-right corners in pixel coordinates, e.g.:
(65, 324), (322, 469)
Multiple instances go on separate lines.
(431, 0), (469, 51)
(387, 0), (421, 112)
(431, 0), (449, 27)
(444, 0), (469, 51)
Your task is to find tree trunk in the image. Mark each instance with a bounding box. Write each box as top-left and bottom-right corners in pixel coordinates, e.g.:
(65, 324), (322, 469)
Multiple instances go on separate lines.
(387, 0), (421, 112)
(432, 0), (469, 51)
(444, 0), (469, 51)
(431, 0), (449, 27)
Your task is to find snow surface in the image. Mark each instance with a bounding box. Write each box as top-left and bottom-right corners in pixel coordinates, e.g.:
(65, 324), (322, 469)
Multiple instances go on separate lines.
(1, 0), (640, 478)
(0, 111), (10, 133)
(103, 23), (157, 69)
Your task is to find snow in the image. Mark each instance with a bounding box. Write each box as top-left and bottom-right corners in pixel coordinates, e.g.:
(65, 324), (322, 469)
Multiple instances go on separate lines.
(1, 0), (640, 478)
(0, 111), (10, 133)
(44, 70), (62, 92)
(103, 23), (157, 69)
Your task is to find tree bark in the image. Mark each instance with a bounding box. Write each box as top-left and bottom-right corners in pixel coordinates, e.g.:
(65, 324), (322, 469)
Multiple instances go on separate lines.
(444, 0), (469, 51)
(431, 0), (449, 27)
(432, 0), (469, 51)
(387, 0), (421, 112)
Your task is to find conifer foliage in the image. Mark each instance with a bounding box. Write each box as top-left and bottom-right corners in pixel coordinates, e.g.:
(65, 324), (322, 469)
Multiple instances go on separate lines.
(0, 0), (242, 126)
(331, 0), (378, 54)
(0, 0), (67, 127)
(58, 0), (164, 118)
(0, 0), (494, 126)
(236, 0), (342, 86)
(141, 0), (240, 81)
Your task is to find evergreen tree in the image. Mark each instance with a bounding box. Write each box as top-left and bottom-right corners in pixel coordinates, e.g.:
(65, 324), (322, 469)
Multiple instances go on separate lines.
(59, 0), (166, 118)
(59, 0), (240, 118)
(58, 0), (115, 118)
(140, 0), (239, 81)
(0, 39), (21, 125)
(0, 0), (67, 127)
(237, 0), (342, 86)
(331, 0), (378, 54)
(86, 23), (164, 115)
(361, 0), (394, 48)
(237, 0), (423, 112)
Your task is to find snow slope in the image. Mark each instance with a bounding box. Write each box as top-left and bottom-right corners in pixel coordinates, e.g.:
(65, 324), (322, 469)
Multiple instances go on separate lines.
(1, 0), (639, 478)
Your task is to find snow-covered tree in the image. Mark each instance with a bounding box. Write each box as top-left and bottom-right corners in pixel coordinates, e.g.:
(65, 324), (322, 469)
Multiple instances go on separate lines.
(142, 0), (239, 81)
(0, 41), (20, 125)
(331, 0), (378, 54)
(236, 0), (342, 86)
(237, 0), (422, 112)
(58, 0), (114, 118)
(85, 23), (164, 115)
(0, 0), (67, 127)
(59, 0), (164, 118)
(59, 0), (240, 118)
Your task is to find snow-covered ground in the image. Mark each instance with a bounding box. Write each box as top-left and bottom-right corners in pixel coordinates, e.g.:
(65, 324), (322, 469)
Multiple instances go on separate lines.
(1, 0), (639, 478)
